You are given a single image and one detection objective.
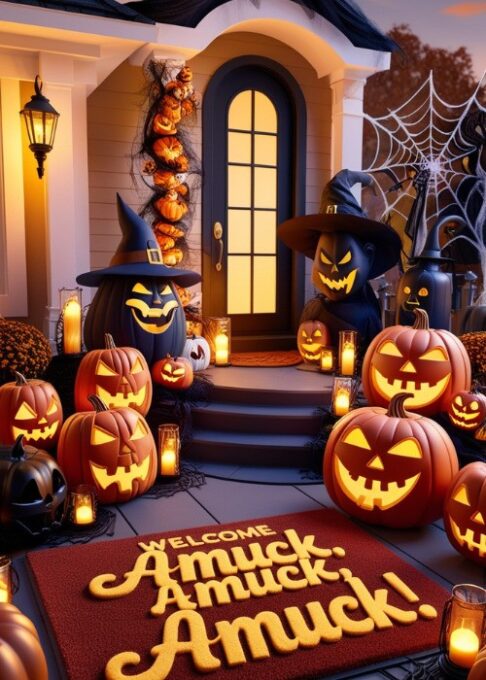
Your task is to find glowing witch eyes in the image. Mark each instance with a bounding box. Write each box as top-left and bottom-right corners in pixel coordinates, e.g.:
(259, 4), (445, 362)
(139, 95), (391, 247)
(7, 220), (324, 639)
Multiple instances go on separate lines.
(131, 283), (172, 295)
(403, 286), (428, 297)
(342, 427), (422, 459)
(319, 251), (352, 266)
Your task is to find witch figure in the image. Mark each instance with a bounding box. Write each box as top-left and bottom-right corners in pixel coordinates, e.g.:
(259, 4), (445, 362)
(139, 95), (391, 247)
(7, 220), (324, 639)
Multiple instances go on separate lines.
(278, 169), (402, 350)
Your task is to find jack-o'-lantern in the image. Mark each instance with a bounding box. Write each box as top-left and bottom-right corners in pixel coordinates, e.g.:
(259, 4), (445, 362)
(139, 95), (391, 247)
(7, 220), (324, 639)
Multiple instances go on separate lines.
(158, 94), (182, 125)
(362, 309), (471, 416)
(182, 335), (210, 371)
(152, 137), (184, 167)
(443, 462), (486, 566)
(323, 393), (459, 528)
(57, 396), (157, 504)
(152, 113), (176, 136)
(162, 248), (184, 265)
(0, 372), (63, 449)
(74, 334), (152, 415)
(151, 355), (193, 390)
(154, 190), (188, 223)
(0, 436), (67, 536)
(297, 320), (330, 364)
(447, 390), (486, 431)
(0, 603), (48, 680)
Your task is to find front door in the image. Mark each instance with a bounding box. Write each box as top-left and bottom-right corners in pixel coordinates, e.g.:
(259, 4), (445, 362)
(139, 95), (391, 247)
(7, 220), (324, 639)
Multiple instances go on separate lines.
(202, 57), (305, 350)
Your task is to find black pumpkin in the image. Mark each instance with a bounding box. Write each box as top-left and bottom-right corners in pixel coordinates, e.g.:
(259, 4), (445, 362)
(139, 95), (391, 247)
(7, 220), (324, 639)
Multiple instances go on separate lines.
(0, 436), (67, 536)
(83, 277), (186, 366)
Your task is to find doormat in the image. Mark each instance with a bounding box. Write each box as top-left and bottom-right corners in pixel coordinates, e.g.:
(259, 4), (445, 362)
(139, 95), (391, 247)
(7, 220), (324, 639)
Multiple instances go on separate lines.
(27, 508), (447, 680)
(230, 350), (302, 367)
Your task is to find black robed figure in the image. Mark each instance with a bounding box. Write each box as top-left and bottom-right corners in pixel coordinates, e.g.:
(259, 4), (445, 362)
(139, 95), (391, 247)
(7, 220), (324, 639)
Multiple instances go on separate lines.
(278, 170), (402, 350)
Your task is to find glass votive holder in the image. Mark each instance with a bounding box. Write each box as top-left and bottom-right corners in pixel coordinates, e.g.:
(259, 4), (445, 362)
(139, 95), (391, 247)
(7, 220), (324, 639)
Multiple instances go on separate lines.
(339, 329), (357, 376)
(320, 347), (334, 373)
(69, 485), (97, 527)
(158, 423), (181, 478)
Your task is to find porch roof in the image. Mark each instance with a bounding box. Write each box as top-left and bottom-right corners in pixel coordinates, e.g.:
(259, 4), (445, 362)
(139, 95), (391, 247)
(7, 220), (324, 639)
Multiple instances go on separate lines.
(0, 0), (154, 23)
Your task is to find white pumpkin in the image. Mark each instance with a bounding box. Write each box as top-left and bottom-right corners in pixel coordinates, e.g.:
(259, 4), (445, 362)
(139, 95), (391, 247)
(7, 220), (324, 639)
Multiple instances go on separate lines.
(182, 335), (210, 371)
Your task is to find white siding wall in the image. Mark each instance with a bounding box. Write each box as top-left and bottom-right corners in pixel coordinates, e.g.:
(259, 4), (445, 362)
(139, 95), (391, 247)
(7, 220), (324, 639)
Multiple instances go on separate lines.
(87, 31), (333, 306)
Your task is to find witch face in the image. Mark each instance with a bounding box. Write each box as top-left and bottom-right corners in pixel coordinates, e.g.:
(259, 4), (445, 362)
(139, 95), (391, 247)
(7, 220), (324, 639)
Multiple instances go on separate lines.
(311, 232), (375, 301)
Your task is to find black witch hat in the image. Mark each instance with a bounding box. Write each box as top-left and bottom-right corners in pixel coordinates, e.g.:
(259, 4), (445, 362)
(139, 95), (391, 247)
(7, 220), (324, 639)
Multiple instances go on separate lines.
(411, 214), (465, 265)
(278, 169), (401, 278)
(77, 194), (200, 287)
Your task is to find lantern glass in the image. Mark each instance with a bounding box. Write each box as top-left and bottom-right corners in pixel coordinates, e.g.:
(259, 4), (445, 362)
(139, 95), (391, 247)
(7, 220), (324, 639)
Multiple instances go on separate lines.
(69, 485), (97, 526)
(320, 347), (334, 373)
(443, 584), (486, 670)
(158, 423), (180, 477)
(339, 330), (357, 375)
(20, 76), (60, 178)
(59, 287), (82, 354)
(331, 377), (354, 417)
(0, 556), (12, 603)
(208, 317), (231, 366)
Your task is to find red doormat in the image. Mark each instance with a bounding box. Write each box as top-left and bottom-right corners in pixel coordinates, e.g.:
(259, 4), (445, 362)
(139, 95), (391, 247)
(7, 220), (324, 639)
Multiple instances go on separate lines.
(27, 509), (448, 680)
(230, 350), (302, 367)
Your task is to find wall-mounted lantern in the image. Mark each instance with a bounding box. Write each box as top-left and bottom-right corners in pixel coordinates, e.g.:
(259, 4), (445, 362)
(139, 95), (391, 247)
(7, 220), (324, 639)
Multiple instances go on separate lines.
(20, 75), (60, 179)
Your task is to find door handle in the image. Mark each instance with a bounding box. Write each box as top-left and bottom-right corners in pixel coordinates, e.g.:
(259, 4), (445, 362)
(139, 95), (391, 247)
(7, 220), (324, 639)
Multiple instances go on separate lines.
(213, 221), (223, 272)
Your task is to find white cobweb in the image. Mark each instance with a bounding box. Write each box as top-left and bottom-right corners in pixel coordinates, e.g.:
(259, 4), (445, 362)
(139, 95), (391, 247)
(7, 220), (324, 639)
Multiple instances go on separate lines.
(362, 71), (486, 299)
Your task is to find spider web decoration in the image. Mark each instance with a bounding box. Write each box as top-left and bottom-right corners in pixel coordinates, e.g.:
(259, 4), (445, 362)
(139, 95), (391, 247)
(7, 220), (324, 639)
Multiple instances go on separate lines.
(363, 72), (486, 300)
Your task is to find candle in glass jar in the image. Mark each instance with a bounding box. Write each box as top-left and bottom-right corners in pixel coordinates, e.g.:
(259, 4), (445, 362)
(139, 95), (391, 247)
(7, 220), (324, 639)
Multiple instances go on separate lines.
(320, 348), (333, 372)
(340, 345), (355, 375)
(215, 334), (229, 365)
(63, 297), (81, 354)
(334, 389), (350, 416)
(449, 627), (480, 668)
(0, 579), (8, 603)
(161, 437), (177, 475)
(75, 504), (94, 525)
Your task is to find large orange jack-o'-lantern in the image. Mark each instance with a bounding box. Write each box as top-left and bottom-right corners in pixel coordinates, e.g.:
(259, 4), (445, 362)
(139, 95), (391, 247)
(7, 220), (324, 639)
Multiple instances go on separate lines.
(297, 320), (330, 364)
(74, 334), (152, 416)
(0, 372), (63, 450)
(447, 390), (486, 431)
(57, 396), (157, 504)
(323, 393), (459, 528)
(362, 308), (471, 416)
(444, 462), (486, 566)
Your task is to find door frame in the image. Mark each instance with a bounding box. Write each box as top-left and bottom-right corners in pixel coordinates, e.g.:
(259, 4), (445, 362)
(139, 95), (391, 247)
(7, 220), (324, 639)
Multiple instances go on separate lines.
(202, 55), (307, 345)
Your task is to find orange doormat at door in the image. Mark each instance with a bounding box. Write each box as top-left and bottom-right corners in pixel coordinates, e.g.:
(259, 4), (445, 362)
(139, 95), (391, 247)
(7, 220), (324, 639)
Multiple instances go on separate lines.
(27, 509), (448, 680)
(229, 350), (302, 367)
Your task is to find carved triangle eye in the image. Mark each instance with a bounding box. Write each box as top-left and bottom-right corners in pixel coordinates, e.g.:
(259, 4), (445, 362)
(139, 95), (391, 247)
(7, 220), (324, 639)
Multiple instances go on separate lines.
(131, 357), (144, 374)
(379, 341), (403, 357)
(420, 347), (448, 361)
(130, 419), (147, 441)
(96, 360), (118, 377)
(91, 426), (117, 446)
(452, 484), (471, 507)
(46, 398), (58, 416)
(454, 395), (463, 406)
(313, 329), (322, 338)
(343, 427), (371, 450)
(15, 401), (37, 420)
(388, 438), (422, 459)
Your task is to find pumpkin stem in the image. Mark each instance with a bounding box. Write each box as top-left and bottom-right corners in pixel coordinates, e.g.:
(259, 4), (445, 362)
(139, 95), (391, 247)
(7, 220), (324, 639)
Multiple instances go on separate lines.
(104, 333), (116, 350)
(387, 393), (414, 418)
(12, 434), (25, 459)
(88, 395), (110, 412)
(13, 371), (28, 385)
(412, 308), (430, 330)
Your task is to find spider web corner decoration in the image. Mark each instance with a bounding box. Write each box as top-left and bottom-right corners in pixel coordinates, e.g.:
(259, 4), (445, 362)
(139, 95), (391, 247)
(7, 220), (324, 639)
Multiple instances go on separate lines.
(362, 71), (486, 301)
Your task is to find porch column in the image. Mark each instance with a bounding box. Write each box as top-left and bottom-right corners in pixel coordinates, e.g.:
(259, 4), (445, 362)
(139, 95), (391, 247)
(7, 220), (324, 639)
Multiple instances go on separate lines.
(37, 54), (94, 343)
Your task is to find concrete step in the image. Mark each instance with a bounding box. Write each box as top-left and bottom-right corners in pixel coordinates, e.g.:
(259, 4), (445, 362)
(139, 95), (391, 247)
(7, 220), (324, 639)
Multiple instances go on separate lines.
(191, 402), (322, 435)
(186, 429), (315, 467)
(208, 382), (327, 407)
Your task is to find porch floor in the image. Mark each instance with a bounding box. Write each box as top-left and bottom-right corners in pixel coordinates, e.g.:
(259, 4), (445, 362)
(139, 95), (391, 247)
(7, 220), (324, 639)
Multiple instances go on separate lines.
(13, 365), (486, 680)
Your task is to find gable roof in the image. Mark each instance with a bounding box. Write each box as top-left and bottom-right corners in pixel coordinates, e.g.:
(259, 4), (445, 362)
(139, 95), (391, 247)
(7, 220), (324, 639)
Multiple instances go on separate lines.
(125, 0), (397, 52)
(1, 0), (155, 23)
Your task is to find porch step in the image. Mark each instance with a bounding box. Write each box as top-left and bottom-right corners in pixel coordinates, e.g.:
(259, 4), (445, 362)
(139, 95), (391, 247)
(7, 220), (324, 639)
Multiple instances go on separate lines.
(208, 382), (326, 407)
(191, 402), (322, 435)
(187, 429), (315, 467)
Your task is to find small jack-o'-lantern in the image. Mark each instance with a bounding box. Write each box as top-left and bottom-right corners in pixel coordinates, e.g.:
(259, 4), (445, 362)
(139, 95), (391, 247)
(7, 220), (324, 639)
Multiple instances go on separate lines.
(0, 603), (48, 680)
(447, 390), (486, 431)
(154, 190), (188, 223)
(0, 436), (67, 536)
(323, 393), (459, 528)
(297, 320), (330, 364)
(74, 334), (152, 415)
(58, 396), (157, 504)
(0, 372), (63, 450)
(151, 355), (193, 390)
(182, 335), (210, 372)
(152, 113), (177, 136)
(444, 462), (486, 566)
(362, 309), (471, 416)
(158, 94), (182, 125)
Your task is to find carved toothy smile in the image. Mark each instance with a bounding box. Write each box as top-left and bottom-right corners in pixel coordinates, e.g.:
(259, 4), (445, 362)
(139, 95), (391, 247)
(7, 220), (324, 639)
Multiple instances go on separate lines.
(301, 344), (322, 360)
(90, 457), (151, 493)
(450, 519), (486, 557)
(335, 457), (421, 510)
(449, 403), (480, 428)
(371, 366), (450, 408)
(13, 421), (59, 442)
(318, 269), (357, 294)
(95, 384), (147, 409)
(125, 298), (178, 334)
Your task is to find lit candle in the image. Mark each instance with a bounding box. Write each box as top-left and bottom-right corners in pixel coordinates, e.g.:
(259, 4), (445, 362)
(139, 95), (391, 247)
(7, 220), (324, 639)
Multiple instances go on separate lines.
(0, 579), (8, 603)
(334, 389), (350, 416)
(215, 333), (229, 366)
(75, 504), (94, 525)
(449, 627), (480, 668)
(63, 297), (81, 354)
(161, 437), (177, 476)
(340, 344), (355, 375)
(320, 348), (334, 372)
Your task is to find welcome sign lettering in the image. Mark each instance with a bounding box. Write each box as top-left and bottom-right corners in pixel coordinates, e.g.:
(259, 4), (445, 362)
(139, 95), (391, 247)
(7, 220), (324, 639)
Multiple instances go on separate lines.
(27, 509), (448, 680)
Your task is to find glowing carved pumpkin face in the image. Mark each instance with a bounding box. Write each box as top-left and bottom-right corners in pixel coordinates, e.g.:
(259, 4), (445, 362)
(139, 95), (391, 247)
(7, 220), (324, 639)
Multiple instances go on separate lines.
(297, 321), (330, 364)
(323, 393), (459, 528)
(362, 309), (471, 416)
(444, 462), (486, 566)
(0, 373), (63, 450)
(74, 335), (153, 416)
(312, 233), (373, 301)
(125, 279), (180, 335)
(447, 391), (486, 431)
(151, 355), (194, 391)
(57, 398), (157, 504)
(396, 268), (452, 330)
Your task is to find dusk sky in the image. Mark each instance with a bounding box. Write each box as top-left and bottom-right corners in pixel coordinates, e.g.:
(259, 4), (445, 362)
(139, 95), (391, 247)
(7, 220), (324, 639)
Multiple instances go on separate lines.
(355, 0), (485, 79)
